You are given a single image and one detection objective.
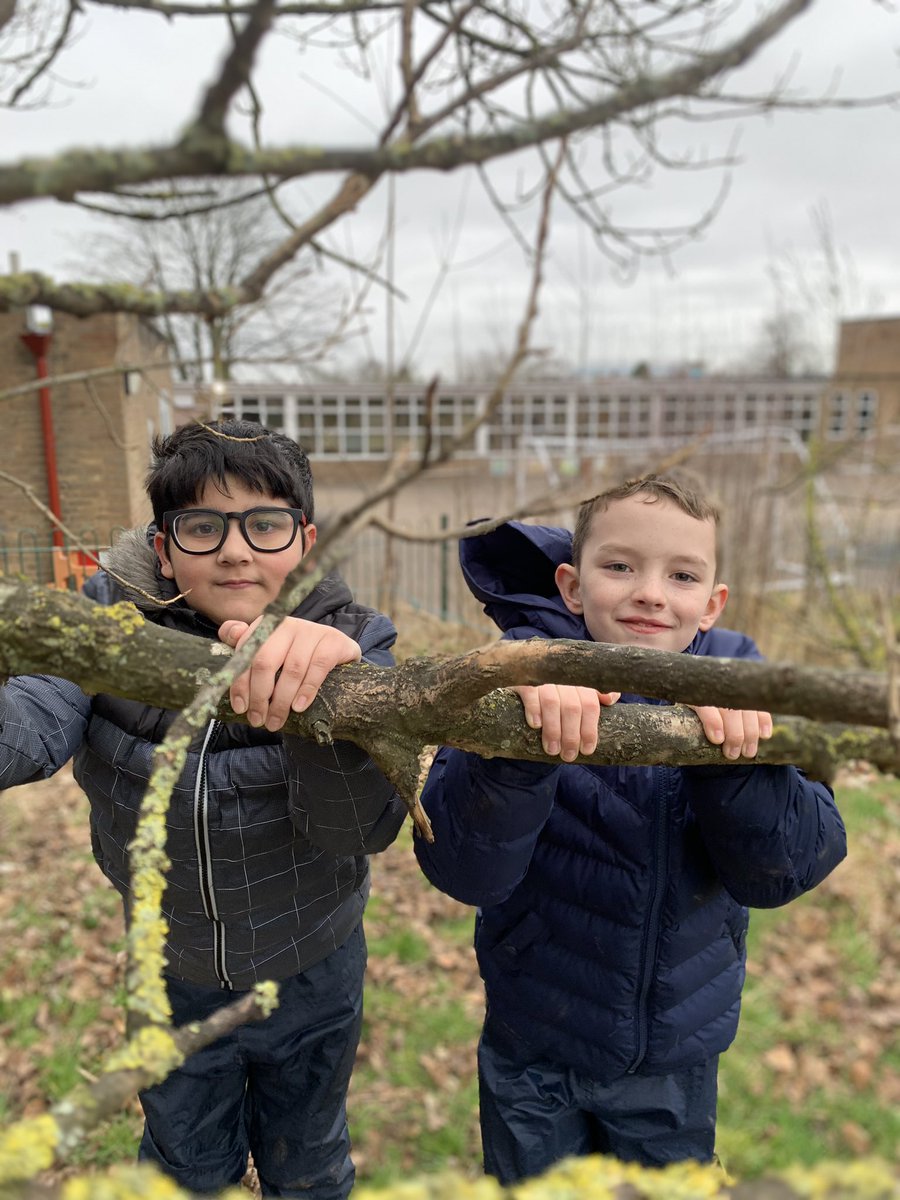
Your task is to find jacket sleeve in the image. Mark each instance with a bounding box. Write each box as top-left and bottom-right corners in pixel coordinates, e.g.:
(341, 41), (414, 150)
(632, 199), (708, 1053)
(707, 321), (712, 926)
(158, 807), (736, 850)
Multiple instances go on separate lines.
(283, 611), (407, 854)
(684, 626), (847, 906)
(683, 763), (846, 908)
(414, 624), (563, 905)
(414, 747), (561, 907)
(0, 675), (92, 788)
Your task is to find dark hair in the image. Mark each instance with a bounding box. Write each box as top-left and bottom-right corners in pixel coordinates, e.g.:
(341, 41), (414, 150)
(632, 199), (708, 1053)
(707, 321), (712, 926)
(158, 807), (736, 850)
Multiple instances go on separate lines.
(146, 420), (314, 528)
(571, 471), (721, 567)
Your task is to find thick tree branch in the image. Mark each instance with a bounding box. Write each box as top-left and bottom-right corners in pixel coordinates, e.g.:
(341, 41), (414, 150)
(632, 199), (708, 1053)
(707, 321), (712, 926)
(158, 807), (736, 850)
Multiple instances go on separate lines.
(191, 0), (277, 135)
(0, 0), (16, 35)
(0, 582), (894, 807)
(0, 1), (811, 208)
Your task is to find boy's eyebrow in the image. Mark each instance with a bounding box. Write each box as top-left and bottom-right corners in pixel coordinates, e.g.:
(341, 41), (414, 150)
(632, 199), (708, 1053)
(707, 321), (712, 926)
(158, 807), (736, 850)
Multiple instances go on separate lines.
(591, 543), (711, 568)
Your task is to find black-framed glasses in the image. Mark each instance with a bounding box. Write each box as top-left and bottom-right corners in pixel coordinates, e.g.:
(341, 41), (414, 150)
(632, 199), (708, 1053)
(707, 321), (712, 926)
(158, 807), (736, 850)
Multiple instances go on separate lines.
(163, 507), (307, 555)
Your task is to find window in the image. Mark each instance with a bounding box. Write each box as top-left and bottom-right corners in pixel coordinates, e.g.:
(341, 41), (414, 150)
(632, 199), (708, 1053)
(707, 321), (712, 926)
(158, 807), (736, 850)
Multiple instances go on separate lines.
(240, 396), (261, 424)
(265, 397), (284, 432)
(296, 409), (316, 448)
(827, 392), (849, 438)
(856, 391), (878, 436)
(321, 398), (339, 453)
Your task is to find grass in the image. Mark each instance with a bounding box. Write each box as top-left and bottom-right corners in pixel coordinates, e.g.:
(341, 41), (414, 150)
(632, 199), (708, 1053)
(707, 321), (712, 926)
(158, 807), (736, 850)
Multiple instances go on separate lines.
(1, 764), (898, 1190)
(716, 772), (900, 1176)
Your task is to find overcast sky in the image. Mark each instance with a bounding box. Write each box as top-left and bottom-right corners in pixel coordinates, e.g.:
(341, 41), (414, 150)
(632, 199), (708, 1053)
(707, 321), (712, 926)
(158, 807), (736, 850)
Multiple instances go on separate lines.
(2, 0), (899, 379)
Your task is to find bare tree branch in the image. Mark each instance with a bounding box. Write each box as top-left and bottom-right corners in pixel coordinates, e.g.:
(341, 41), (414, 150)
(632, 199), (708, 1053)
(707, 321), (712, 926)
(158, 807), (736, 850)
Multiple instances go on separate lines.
(191, 0), (277, 135)
(7, 0), (79, 106)
(0, 985), (279, 1183)
(0, 0), (17, 35)
(84, 0), (413, 14)
(0, 0), (812, 210)
(0, 359), (177, 403)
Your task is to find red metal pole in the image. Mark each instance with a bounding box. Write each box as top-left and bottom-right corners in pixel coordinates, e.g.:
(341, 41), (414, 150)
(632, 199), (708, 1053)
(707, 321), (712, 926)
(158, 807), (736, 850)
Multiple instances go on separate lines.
(20, 331), (64, 550)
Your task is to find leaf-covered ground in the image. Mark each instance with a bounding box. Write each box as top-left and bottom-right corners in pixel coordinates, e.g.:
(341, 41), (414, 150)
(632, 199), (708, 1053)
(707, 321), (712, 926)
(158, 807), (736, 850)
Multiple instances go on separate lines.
(1, 763), (898, 1188)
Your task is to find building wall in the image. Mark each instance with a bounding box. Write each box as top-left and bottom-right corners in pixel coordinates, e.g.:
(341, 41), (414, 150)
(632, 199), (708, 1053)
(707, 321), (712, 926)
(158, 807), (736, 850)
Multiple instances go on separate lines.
(196, 378), (829, 462)
(0, 311), (172, 581)
(826, 316), (900, 444)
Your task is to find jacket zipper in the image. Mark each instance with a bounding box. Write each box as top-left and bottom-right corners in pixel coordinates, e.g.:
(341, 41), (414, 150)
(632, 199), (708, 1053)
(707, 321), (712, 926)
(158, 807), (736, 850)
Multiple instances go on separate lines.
(193, 719), (232, 989)
(628, 767), (671, 1073)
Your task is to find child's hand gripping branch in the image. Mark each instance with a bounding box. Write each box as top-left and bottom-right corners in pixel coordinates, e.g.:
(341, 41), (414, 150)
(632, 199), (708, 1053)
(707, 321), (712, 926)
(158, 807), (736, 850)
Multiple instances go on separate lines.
(515, 687), (774, 763)
(514, 685), (621, 761)
(220, 615), (361, 732)
(688, 704), (774, 760)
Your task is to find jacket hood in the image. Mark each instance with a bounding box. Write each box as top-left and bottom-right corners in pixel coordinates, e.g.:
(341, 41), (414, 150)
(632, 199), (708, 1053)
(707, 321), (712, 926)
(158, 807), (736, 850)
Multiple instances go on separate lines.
(460, 520), (586, 640)
(459, 520), (740, 658)
(93, 525), (354, 631)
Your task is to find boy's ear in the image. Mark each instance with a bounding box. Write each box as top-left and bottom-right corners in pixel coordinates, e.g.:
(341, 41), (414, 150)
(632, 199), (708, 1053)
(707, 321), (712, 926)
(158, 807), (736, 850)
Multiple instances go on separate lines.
(555, 562), (583, 614)
(698, 582), (728, 631)
(302, 523), (317, 555)
(154, 530), (176, 581)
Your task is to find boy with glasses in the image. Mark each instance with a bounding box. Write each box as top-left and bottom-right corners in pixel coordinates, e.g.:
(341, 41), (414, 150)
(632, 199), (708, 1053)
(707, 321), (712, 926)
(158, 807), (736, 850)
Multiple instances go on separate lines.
(0, 419), (407, 1199)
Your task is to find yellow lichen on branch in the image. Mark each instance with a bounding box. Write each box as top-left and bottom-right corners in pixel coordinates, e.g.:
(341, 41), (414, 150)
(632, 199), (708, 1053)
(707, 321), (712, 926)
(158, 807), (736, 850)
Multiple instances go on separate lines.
(124, 737), (194, 1027)
(61, 1163), (246, 1200)
(252, 979), (280, 1018)
(0, 1114), (60, 1184)
(103, 1027), (183, 1081)
(39, 1154), (899, 1200)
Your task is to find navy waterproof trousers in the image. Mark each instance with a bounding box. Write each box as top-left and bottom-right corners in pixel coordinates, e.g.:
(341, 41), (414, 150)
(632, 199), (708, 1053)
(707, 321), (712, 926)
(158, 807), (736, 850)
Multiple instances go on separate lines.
(478, 1018), (719, 1183)
(138, 923), (366, 1199)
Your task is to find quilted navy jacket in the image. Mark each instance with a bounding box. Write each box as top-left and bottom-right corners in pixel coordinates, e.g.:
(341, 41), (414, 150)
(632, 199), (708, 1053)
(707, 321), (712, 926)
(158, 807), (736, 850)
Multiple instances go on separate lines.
(0, 528), (407, 990)
(415, 521), (846, 1083)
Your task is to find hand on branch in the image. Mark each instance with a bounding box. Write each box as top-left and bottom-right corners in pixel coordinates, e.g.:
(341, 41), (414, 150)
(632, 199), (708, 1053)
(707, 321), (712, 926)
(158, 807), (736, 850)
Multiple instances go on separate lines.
(514, 684), (620, 761)
(219, 615), (362, 731)
(687, 705), (774, 761)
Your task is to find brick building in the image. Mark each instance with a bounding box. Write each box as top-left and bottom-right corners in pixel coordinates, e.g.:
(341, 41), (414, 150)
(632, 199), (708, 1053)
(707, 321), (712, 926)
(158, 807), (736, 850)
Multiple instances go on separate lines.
(2, 309), (896, 603)
(0, 310), (174, 582)
(827, 315), (900, 444)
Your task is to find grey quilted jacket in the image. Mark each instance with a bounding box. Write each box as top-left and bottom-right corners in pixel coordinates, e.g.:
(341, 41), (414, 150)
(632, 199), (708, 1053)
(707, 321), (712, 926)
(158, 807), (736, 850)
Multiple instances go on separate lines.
(0, 528), (407, 989)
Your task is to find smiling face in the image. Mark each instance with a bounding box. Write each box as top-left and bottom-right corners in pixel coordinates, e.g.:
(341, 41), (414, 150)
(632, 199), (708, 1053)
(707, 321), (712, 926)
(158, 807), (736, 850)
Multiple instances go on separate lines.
(154, 476), (317, 626)
(555, 493), (727, 652)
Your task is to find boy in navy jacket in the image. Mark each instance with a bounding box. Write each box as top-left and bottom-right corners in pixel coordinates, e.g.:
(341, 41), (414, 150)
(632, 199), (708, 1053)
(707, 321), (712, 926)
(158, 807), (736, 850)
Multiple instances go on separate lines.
(415, 473), (846, 1182)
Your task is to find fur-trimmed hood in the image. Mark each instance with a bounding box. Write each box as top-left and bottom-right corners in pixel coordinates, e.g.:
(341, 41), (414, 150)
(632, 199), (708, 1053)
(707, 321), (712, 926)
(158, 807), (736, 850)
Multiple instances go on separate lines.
(99, 525), (182, 611)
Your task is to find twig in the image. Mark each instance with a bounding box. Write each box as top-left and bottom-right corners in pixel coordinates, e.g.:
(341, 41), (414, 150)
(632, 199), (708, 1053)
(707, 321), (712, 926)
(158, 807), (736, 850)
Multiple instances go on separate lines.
(83, 378), (143, 452)
(0, 469), (188, 607)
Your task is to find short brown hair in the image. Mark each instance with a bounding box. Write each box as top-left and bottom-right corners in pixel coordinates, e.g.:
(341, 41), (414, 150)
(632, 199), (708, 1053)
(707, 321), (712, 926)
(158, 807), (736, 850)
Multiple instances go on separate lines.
(571, 472), (721, 567)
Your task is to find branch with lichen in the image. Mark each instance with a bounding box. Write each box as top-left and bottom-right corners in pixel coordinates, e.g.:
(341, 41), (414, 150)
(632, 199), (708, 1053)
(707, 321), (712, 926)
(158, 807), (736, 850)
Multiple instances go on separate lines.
(0, 579), (896, 816)
(124, 608), (286, 1020)
(3, 1146), (898, 1199)
(0, 983), (279, 1187)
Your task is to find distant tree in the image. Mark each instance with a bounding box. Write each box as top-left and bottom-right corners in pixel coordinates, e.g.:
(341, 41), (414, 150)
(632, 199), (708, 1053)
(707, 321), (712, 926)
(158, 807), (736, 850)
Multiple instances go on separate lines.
(81, 181), (364, 382)
(320, 356), (422, 385)
(748, 200), (872, 377)
(750, 309), (817, 377)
